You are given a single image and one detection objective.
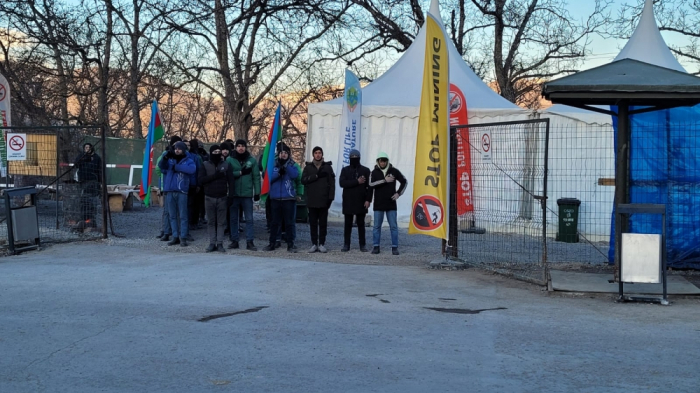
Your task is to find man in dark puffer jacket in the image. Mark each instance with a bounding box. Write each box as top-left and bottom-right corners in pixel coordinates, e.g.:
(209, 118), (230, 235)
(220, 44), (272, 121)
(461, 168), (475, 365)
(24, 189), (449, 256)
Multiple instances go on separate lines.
(339, 149), (371, 252)
(368, 151), (407, 255)
(198, 145), (234, 252)
(301, 146), (335, 253)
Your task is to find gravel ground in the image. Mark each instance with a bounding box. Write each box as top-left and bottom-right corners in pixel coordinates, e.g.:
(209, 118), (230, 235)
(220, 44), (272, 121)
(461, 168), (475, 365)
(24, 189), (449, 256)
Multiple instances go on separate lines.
(106, 204), (445, 267)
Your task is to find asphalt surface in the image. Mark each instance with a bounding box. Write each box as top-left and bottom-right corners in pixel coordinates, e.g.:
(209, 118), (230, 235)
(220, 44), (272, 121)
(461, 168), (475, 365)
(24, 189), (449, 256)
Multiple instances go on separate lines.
(1, 243), (698, 392)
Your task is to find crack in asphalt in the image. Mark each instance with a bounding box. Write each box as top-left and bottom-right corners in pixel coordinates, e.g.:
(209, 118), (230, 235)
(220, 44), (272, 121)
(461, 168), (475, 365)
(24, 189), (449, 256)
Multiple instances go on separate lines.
(424, 307), (507, 314)
(198, 306), (268, 322)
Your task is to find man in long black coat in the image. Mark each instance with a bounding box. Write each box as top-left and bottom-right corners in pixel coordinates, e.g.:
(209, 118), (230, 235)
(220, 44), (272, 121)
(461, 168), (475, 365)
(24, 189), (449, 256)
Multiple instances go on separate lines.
(339, 149), (371, 252)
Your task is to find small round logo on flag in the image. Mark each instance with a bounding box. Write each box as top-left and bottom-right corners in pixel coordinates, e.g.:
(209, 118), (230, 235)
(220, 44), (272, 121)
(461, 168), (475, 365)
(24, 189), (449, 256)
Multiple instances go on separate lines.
(412, 195), (444, 231)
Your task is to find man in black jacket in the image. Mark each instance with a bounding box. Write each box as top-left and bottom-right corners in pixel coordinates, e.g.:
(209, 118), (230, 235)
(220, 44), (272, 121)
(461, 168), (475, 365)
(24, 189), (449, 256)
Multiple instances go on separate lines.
(74, 142), (102, 228)
(301, 146), (335, 253)
(339, 149), (371, 252)
(198, 145), (234, 252)
(368, 152), (407, 255)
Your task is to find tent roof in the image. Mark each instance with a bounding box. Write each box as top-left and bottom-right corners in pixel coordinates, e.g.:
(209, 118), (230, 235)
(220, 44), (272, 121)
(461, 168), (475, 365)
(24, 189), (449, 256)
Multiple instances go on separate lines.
(542, 0), (700, 108)
(310, 0), (521, 112)
(614, 0), (686, 73)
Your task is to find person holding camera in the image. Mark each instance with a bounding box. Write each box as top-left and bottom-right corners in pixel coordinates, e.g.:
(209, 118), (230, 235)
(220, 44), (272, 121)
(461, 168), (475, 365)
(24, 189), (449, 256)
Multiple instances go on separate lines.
(199, 144), (234, 253)
(158, 141), (196, 247)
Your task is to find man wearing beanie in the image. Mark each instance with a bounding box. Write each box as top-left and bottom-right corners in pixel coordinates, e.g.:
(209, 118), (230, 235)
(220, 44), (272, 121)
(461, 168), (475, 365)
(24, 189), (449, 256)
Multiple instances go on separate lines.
(264, 142), (299, 252)
(339, 149), (371, 252)
(155, 135), (182, 241)
(158, 141), (196, 246)
(186, 139), (204, 231)
(198, 144), (234, 252)
(301, 146), (335, 253)
(226, 139), (261, 251)
(219, 141), (234, 235)
(368, 152), (407, 255)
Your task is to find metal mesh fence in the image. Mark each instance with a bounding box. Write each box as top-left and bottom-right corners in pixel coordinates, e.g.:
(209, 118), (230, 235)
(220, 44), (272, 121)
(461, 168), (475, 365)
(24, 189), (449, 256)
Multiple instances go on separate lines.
(0, 126), (106, 251)
(452, 119), (549, 285)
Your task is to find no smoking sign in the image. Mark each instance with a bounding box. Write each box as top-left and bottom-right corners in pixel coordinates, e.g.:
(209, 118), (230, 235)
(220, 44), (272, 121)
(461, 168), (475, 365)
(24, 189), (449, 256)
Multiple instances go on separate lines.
(481, 131), (492, 161)
(7, 133), (27, 161)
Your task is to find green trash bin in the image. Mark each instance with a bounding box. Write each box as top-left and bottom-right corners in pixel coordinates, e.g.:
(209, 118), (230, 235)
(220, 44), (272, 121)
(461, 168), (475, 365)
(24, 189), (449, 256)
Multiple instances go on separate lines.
(556, 198), (580, 243)
(296, 194), (308, 223)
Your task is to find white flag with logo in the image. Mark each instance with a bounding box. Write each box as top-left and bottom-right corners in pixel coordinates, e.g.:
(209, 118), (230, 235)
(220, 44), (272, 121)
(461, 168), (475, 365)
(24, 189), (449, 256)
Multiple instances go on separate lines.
(333, 69), (362, 210)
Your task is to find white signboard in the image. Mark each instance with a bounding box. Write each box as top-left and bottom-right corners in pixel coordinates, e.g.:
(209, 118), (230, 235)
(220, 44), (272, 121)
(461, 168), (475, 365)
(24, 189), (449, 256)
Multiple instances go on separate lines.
(480, 131), (492, 161)
(7, 133), (26, 161)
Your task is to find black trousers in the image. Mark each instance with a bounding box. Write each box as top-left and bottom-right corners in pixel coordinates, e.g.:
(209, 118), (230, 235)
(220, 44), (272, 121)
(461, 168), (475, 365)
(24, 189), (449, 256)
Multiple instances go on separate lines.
(187, 187), (199, 226)
(308, 207), (329, 246)
(344, 213), (366, 247)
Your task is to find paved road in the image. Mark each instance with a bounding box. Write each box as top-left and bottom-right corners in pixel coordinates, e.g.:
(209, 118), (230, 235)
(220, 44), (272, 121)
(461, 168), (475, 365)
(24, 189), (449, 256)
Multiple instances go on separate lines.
(1, 243), (698, 392)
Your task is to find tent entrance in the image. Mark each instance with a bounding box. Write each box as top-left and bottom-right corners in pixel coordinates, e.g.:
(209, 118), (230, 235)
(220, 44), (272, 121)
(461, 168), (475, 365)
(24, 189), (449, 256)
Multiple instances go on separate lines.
(450, 119), (552, 285)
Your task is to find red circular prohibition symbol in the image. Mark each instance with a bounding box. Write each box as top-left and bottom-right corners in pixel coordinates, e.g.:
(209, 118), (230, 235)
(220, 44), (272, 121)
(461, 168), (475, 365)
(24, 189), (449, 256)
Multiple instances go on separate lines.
(0, 84), (6, 102)
(9, 135), (25, 151)
(412, 195), (444, 231)
(481, 133), (491, 153)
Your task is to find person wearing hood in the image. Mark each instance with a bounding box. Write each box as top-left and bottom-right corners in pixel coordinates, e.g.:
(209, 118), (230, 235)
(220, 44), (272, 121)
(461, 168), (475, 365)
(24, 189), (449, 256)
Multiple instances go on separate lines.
(158, 141), (196, 247)
(184, 139), (203, 233)
(301, 146), (335, 253)
(226, 139), (261, 251)
(219, 141), (234, 235)
(156, 135), (182, 241)
(339, 149), (372, 252)
(368, 152), (407, 255)
(263, 142), (299, 253)
(74, 142), (102, 228)
(191, 138), (208, 227)
(199, 144), (234, 253)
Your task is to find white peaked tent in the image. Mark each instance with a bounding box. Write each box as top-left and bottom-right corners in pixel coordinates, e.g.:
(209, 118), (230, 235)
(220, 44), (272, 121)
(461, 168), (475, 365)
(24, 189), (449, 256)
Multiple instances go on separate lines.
(538, 0), (685, 241)
(307, 0), (528, 223)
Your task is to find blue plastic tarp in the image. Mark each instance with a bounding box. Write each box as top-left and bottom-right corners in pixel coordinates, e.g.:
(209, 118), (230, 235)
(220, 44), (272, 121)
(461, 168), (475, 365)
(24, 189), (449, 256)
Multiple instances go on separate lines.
(608, 105), (700, 269)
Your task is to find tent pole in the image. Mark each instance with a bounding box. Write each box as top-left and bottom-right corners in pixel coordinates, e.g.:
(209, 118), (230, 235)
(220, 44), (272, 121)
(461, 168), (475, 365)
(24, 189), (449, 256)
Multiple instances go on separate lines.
(615, 102), (630, 284)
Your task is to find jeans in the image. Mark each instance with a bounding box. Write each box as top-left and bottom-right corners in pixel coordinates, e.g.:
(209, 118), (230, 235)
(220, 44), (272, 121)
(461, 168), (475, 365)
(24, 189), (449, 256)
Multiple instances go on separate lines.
(167, 192), (189, 239)
(269, 199), (296, 245)
(308, 207), (329, 246)
(373, 210), (398, 248)
(230, 197), (255, 242)
(205, 196), (228, 244)
(161, 193), (171, 235)
(344, 213), (366, 246)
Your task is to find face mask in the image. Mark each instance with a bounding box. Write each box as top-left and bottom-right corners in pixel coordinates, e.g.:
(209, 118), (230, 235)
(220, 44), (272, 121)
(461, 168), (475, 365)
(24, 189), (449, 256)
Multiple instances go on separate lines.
(210, 153), (222, 163)
(350, 157), (360, 167)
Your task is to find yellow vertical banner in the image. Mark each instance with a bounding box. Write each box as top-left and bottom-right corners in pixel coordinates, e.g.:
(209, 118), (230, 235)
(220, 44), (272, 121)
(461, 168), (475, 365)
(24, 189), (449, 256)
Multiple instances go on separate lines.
(409, 14), (449, 239)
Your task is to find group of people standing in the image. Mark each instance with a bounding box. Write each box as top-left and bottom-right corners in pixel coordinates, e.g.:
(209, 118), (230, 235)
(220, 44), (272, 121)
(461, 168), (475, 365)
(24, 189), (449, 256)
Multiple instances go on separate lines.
(155, 135), (408, 256)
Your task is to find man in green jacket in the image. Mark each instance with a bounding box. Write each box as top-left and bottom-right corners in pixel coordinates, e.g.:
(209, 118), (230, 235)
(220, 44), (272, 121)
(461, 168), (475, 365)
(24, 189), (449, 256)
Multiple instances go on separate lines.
(227, 139), (261, 250)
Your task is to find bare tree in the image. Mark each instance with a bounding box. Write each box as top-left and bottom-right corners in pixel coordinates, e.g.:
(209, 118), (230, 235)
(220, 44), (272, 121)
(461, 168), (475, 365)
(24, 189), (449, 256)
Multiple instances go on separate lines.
(159, 0), (352, 142)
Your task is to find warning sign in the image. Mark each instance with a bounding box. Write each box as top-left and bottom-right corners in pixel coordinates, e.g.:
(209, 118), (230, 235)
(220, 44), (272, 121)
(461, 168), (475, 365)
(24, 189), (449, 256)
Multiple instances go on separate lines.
(411, 195), (444, 231)
(480, 131), (491, 161)
(7, 133), (26, 161)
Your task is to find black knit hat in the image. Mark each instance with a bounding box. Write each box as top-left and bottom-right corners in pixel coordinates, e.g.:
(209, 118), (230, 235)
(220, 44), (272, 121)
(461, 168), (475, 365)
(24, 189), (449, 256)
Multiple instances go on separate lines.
(312, 146), (323, 155)
(169, 135), (182, 146)
(277, 141), (290, 154)
(210, 144), (221, 154)
(220, 142), (233, 151)
(235, 139), (247, 148)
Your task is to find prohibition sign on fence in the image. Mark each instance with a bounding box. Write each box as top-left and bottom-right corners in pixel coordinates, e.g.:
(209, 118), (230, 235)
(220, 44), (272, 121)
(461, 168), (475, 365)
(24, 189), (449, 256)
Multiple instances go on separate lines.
(9, 135), (25, 151)
(481, 133), (491, 153)
(449, 91), (462, 114)
(412, 195), (444, 231)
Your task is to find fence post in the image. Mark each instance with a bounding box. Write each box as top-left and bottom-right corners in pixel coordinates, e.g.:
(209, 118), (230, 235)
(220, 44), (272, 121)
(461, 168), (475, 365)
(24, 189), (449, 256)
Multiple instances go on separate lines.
(542, 118), (550, 287)
(448, 127), (458, 258)
(101, 125), (108, 239)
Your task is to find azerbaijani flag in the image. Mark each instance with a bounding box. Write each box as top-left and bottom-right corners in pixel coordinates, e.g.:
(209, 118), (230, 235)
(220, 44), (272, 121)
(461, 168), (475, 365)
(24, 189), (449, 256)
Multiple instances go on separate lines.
(140, 100), (165, 207)
(260, 102), (282, 201)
